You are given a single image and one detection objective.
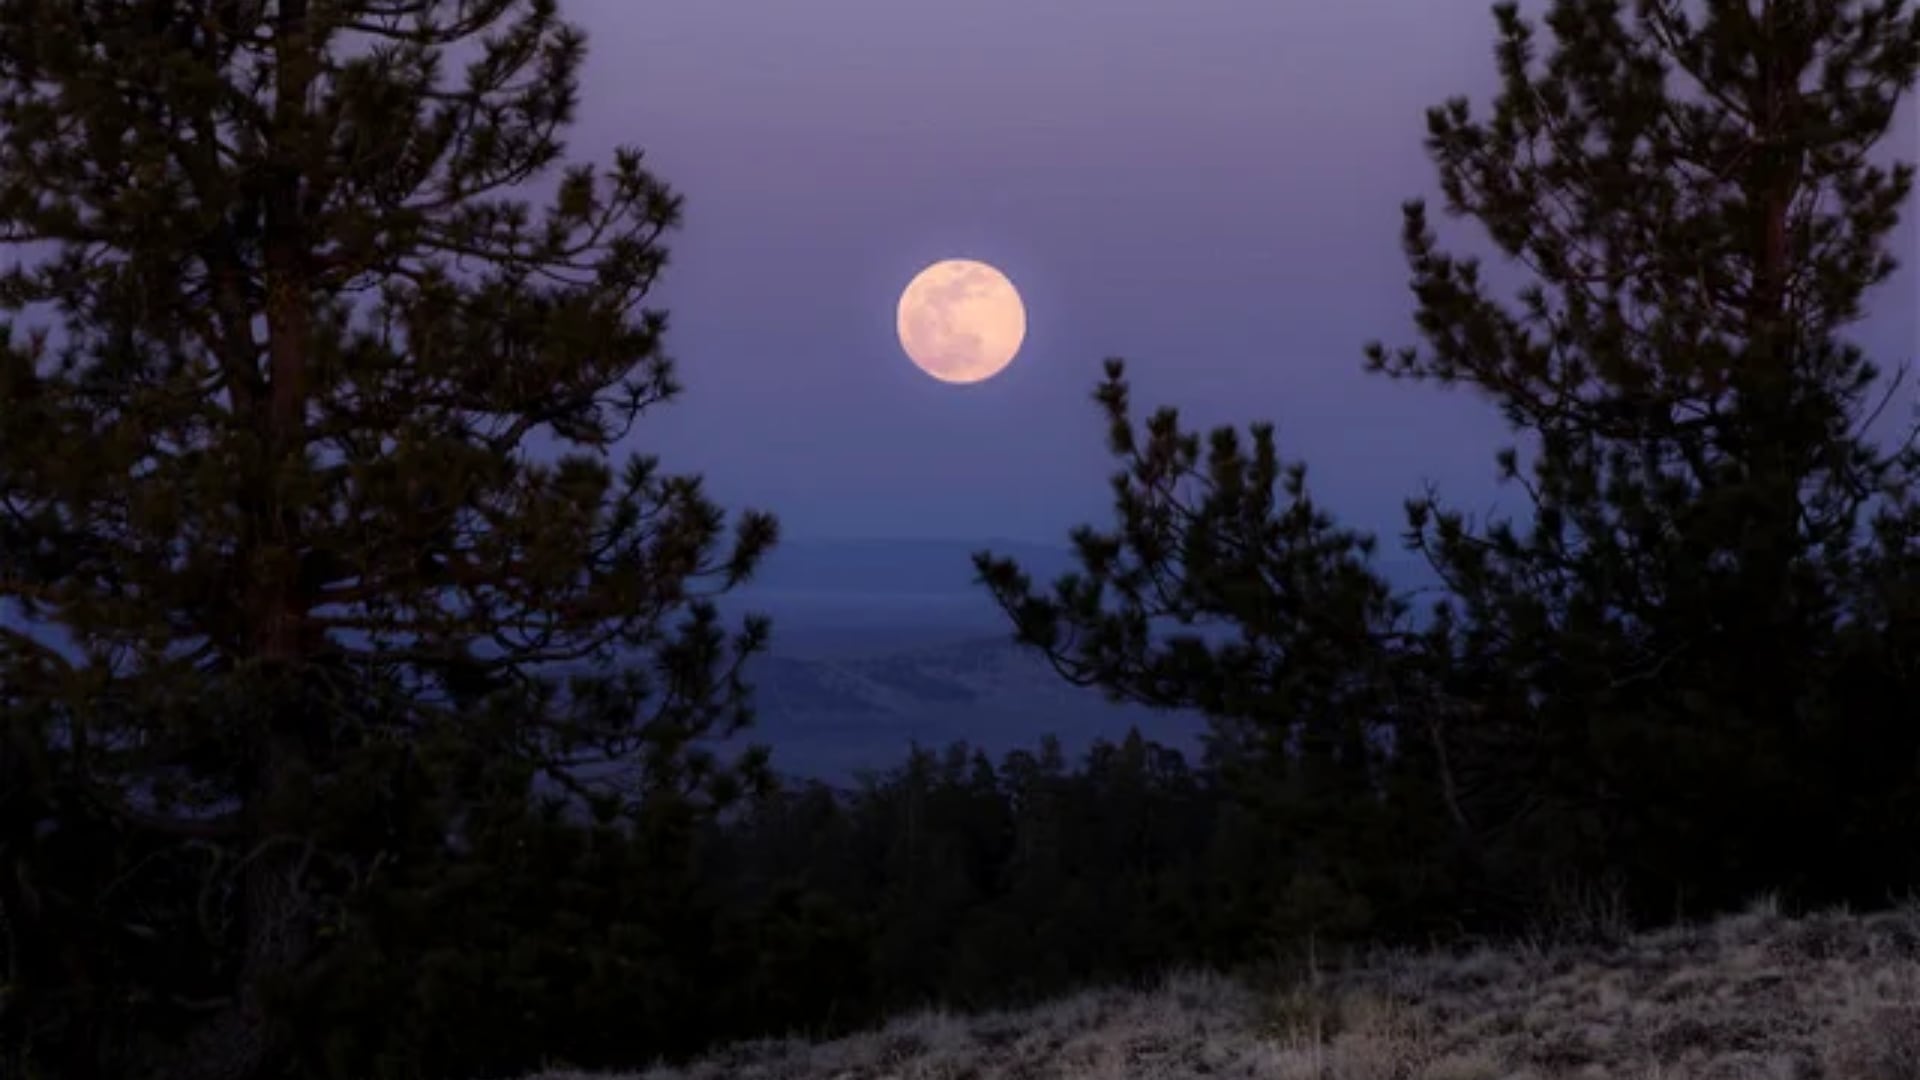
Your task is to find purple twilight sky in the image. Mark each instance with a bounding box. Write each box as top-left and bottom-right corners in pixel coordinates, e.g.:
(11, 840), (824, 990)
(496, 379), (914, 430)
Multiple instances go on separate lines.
(560, 0), (1918, 548)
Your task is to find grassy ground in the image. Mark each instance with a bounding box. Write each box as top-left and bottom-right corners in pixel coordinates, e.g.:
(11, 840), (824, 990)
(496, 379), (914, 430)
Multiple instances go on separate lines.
(523, 895), (1920, 1079)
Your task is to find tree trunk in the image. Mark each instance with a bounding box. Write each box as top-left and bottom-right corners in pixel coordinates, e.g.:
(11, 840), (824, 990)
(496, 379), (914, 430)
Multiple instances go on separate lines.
(155, 5), (321, 1074)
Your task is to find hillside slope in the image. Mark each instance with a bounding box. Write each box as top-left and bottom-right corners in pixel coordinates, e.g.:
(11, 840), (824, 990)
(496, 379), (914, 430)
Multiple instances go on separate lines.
(522, 897), (1920, 1080)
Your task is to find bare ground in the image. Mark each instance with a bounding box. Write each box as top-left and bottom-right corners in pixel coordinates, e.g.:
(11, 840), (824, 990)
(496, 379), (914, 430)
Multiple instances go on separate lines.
(521, 895), (1920, 1080)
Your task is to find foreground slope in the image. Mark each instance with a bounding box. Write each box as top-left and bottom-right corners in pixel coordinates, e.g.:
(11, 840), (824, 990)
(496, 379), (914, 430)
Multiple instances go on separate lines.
(524, 897), (1920, 1080)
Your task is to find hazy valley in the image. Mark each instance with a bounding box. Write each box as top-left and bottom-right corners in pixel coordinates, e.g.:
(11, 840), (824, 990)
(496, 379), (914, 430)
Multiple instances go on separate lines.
(700, 537), (1437, 784)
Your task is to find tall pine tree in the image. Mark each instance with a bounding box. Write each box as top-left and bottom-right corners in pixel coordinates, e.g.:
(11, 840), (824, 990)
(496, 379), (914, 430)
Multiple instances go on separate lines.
(980, 0), (1920, 936)
(972, 362), (1468, 949)
(1365, 0), (1920, 919)
(0, 2), (775, 1077)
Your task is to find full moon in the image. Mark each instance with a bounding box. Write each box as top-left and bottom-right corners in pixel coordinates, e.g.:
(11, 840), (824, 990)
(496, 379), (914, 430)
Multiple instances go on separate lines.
(895, 259), (1027, 384)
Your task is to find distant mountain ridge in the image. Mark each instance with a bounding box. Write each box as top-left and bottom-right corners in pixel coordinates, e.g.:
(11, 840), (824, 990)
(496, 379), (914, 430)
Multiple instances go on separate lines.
(743, 536), (1437, 597)
(743, 536), (1081, 597)
(710, 537), (1175, 782)
(720, 537), (1439, 655)
(8, 537), (1438, 804)
(687, 536), (1440, 782)
(738, 632), (1204, 783)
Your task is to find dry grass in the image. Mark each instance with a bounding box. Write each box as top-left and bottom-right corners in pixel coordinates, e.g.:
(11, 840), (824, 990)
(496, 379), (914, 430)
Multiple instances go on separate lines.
(520, 895), (1920, 1080)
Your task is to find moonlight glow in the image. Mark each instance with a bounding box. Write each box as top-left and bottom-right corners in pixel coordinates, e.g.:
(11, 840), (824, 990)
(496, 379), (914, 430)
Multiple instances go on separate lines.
(895, 259), (1027, 384)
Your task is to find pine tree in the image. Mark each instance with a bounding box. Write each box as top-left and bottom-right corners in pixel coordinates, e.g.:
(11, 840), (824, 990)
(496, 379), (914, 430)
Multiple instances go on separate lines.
(0, 2), (776, 1077)
(972, 362), (1463, 950)
(1364, 0), (1920, 920)
(978, 0), (1920, 936)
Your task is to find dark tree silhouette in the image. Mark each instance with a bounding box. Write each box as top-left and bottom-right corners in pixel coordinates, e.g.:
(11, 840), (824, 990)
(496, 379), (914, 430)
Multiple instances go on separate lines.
(1364, 0), (1920, 919)
(972, 362), (1477, 950)
(979, 0), (1920, 935)
(0, 2), (774, 1076)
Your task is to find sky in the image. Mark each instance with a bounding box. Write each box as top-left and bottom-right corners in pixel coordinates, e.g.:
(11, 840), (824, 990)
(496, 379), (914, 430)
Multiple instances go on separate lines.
(561, 0), (1918, 549)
